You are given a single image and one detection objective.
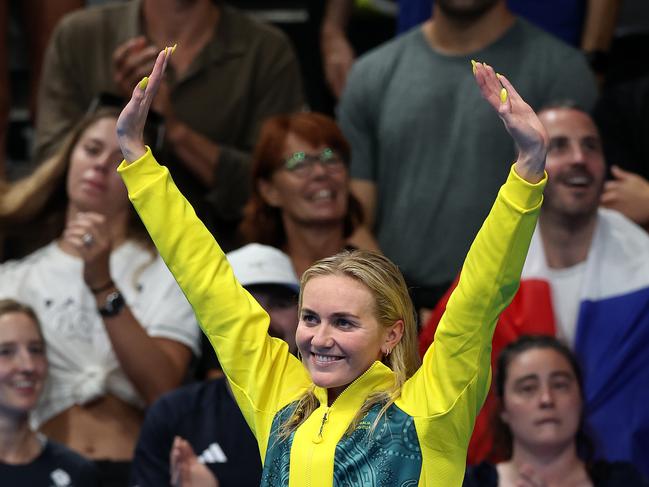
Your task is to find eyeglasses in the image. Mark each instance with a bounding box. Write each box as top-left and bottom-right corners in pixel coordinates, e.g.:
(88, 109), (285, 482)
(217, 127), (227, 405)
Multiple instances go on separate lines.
(283, 148), (345, 177)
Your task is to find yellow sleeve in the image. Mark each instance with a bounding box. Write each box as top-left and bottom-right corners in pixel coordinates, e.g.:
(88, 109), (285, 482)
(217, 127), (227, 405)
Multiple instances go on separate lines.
(118, 149), (310, 458)
(398, 165), (546, 448)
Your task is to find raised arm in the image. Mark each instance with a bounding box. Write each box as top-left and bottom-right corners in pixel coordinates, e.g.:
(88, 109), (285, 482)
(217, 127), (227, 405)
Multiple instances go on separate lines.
(472, 61), (547, 183)
(115, 49), (310, 447)
(400, 62), (548, 431)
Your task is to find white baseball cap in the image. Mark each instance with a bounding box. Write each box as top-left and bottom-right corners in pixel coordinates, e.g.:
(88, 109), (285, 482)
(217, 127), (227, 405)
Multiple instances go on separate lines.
(226, 243), (300, 292)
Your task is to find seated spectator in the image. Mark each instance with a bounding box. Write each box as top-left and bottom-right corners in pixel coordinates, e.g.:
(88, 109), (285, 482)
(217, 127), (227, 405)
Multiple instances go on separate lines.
(463, 335), (648, 487)
(0, 298), (99, 485)
(131, 243), (299, 487)
(34, 0), (305, 247)
(0, 108), (200, 486)
(420, 103), (649, 471)
(238, 112), (376, 277)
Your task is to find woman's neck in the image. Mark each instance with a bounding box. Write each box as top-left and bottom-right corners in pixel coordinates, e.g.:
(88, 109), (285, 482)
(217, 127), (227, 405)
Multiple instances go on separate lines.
(501, 441), (590, 486)
(283, 219), (346, 277)
(0, 416), (41, 464)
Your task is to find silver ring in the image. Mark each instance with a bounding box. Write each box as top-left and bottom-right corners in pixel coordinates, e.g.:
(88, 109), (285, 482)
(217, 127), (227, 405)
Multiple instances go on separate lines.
(82, 233), (94, 247)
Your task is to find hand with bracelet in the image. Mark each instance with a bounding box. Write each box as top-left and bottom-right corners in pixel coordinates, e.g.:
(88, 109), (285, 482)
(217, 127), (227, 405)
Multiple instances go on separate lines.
(61, 211), (116, 296)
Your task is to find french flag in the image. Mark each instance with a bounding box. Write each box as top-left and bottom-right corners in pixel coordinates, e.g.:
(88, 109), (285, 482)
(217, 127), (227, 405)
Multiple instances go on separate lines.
(420, 209), (649, 474)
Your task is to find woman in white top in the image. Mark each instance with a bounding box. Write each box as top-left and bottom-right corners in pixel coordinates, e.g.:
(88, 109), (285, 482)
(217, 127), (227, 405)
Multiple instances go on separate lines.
(0, 108), (199, 485)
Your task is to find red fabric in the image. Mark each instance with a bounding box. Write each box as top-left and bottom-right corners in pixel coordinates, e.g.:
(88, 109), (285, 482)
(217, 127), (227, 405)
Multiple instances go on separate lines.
(419, 276), (557, 464)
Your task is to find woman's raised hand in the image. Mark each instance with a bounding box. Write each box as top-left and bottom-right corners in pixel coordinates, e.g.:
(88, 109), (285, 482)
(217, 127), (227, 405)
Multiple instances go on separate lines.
(472, 61), (548, 183)
(116, 46), (173, 163)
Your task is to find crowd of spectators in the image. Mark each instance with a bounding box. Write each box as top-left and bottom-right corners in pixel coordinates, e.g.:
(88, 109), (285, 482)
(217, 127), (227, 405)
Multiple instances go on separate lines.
(1, 0), (648, 486)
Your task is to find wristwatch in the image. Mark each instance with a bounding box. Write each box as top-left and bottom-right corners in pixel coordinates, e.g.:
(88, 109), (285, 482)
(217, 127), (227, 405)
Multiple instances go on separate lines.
(98, 290), (126, 317)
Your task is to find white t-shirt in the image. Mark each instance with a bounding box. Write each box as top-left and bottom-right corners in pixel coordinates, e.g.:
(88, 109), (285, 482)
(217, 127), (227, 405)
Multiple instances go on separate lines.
(0, 241), (200, 427)
(545, 261), (587, 345)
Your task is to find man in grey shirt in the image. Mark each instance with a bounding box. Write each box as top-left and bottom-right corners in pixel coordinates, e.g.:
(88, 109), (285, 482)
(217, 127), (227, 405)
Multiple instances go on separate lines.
(35, 0), (304, 247)
(338, 0), (597, 309)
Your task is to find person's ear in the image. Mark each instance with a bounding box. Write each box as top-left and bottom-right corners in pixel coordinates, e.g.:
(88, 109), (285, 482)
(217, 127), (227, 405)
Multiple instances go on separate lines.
(257, 179), (280, 208)
(382, 319), (404, 355)
(258, 178), (281, 207)
(500, 408), (510, 425)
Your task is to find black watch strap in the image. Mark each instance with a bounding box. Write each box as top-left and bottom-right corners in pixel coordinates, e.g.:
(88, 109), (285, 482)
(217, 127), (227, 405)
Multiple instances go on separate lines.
(98, 290), (126, 317)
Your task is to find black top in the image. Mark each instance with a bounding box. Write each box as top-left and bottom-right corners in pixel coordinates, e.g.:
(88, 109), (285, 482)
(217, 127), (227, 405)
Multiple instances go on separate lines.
(463, 461), (649, 487)
(131, 377), (262, 487)
(0, 439), (99, 486)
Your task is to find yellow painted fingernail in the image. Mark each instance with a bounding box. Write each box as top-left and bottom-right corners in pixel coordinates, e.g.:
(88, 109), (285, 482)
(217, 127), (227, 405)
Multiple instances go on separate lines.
(171, 43), (177, 55)
(138, 76), (149, 90)
(471, 59), (477, 74)
(500, 87), (508, 103)
(496, 73), (502, 79)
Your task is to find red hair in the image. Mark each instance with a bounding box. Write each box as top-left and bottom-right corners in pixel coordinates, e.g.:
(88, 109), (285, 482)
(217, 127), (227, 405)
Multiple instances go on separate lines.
(239, 112), (363, 247)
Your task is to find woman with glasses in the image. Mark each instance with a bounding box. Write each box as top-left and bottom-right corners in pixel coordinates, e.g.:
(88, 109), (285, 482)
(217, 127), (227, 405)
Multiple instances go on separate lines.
(116, 49), (548, 486)
(238, 112), (374, 277)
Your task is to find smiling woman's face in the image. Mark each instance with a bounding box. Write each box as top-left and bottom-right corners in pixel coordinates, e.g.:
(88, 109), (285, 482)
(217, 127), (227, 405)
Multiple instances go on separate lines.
(0, 312), (47, 416)
(295, 274), (387, 402)
(258, 132), (349, 227)
(500, 347), (582, 451)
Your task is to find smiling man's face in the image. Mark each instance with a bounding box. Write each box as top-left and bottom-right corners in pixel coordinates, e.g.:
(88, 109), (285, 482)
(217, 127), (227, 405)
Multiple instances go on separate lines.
(539, 108), (606, 220)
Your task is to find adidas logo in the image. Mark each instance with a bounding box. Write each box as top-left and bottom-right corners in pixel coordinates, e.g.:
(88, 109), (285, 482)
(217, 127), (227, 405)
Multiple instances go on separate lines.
(198, 442), (228, 464)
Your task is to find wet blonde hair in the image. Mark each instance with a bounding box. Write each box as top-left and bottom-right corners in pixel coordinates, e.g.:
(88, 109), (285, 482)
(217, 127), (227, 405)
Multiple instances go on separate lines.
(277, 250), (421, 440)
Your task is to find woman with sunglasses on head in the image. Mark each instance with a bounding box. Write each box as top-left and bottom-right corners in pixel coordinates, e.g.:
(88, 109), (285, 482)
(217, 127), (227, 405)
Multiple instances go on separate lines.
(0, 108), (200, 486)
(239, 111), (374, 278)
(0, 298), (99, 485)
(463, 335), (648, 487)
(116, 49), (547, 486)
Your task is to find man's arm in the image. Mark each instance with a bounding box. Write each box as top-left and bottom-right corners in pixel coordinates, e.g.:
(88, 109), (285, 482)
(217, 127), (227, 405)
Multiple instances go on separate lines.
(321, 0), (355, 99)
(581, 0), (621, 54)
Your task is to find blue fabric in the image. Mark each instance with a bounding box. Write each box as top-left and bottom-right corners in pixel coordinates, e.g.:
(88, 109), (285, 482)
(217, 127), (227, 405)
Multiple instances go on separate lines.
(520, 209), (649, 477)
(397, 0), (586, 46)
(575, 288), (649, 476)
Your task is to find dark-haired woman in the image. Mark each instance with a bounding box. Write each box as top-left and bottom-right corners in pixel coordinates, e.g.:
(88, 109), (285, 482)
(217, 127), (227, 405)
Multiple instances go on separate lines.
(463, 335), (648, 487)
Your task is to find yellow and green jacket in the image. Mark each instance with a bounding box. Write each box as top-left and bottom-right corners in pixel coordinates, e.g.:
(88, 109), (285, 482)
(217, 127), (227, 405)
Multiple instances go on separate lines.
(119, 149), (545, 486)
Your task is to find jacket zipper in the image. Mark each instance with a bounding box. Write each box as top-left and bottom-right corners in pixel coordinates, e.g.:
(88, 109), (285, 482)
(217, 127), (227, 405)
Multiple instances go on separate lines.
(304, 365), (382, 486)
(318, 409), (329, 439)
